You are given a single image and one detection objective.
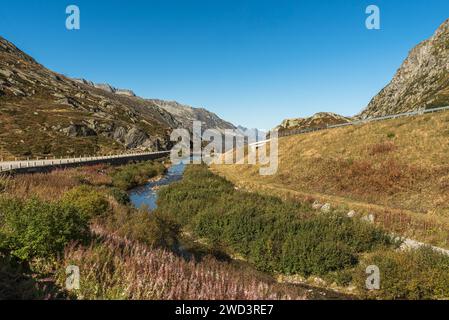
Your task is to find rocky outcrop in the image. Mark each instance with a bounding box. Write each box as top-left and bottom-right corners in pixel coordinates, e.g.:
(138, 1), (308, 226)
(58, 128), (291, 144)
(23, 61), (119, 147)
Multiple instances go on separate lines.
(360, 18), (449, 118)
(93, 83), (136, 97)
(62, 124), (97, 137)
(275, 112), (352, 132)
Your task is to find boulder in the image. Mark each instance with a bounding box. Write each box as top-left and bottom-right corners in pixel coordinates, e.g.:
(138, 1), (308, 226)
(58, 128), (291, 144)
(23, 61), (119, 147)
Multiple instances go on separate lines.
(347, 210), (356, 218)
(312, 201), (323, 210)
(320, 203), (331, 213)
(362, 214), (375, 224)
(0, 68), (13, 78)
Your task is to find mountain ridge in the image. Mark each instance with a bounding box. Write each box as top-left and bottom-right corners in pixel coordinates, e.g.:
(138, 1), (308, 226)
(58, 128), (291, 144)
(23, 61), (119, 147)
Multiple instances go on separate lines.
(0, 35), (236, 159)
(360, 18), (449, 118)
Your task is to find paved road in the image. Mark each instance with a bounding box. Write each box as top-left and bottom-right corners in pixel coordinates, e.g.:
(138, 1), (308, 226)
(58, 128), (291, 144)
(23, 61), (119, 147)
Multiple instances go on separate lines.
(0, 151), (170, 172)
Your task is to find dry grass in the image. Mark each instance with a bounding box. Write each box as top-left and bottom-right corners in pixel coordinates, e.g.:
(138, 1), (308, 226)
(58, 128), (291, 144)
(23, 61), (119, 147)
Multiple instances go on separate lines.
(212, 111), (449, 248)
(0, 165), (113, 201)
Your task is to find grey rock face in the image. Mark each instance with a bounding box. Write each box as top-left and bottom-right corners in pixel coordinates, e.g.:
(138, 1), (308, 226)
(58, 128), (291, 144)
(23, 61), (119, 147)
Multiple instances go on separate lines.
(113, 127), (127, 142)
(124, 127), (148, 149)
(93, 83), (136, 97)
(63, 124), (97, 137)
(360, 19), (449, 118)
(150, 99), (236, 132)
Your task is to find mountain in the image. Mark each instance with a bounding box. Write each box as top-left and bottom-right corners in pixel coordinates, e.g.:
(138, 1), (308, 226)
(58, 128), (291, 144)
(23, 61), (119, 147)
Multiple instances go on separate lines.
(236, 125), (267, 141)
(149, 99), (236, 133)
(0, 36), (235, 159)
(360, 18), (449, 118)
(275, 112), (352, 132)
(72, 79), (136, 97)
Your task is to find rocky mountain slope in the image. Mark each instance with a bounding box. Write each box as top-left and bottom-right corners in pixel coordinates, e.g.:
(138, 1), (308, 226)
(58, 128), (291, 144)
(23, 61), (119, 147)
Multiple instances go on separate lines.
(360, 18), (449, 118)
(0, 36), (235, 159)
(275, 112), (352, 132)
(150, 99), (236, 133)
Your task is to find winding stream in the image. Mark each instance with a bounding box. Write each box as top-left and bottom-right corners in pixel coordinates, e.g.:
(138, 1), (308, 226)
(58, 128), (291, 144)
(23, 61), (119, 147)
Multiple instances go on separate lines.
(129, 159), (189, 210)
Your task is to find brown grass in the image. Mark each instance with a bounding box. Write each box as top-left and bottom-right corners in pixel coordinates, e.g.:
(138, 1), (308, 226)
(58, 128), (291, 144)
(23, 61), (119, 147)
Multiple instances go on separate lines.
(0, 165), (113, 201)
(212, 111), (449, 247)
(368, 141), (397, 156)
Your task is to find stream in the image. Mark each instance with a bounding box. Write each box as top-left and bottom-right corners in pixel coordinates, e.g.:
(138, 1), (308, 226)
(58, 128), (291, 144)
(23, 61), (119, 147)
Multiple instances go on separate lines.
(129, 159), (189, 210)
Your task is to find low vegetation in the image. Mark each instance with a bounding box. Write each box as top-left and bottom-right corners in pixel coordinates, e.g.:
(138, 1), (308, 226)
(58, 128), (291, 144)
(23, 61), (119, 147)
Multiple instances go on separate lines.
(111, 161), (166, 190)
(357, 247), (449, 300)
(157, 165), (449, 300)
(157, 167), (387, 276)
(57, 228), (306, 300)
(0, 197), (90, 260)
(212, 111), (449, 248)
(0, 160), (309, 300)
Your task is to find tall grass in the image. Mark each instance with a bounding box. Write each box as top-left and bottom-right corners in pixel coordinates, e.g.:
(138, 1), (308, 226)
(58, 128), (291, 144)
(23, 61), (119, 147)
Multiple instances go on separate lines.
(58, 227), (305, 300)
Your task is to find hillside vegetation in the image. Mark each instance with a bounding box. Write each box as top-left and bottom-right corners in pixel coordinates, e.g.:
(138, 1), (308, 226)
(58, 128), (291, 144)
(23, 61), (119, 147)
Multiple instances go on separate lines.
(0, 161), (313, 300)
(212, 111), (449, 248)
(157, 165), (449, 299)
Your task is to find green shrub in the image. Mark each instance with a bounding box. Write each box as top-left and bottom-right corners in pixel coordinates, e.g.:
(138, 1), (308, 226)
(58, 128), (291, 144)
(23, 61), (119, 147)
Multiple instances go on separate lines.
(62, 185), (109, 219)
(157, 165), (394, 277)
(111, 161), (166, 190)
(356, 247), (449, 300)
(104, 204), (179, 250)
(0, 197), (89, 260)
(109, 187), (130, 205)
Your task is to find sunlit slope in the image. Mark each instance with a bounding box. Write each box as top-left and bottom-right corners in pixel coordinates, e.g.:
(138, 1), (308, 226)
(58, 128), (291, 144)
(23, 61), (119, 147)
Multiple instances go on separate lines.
(212, 111), (449, 246)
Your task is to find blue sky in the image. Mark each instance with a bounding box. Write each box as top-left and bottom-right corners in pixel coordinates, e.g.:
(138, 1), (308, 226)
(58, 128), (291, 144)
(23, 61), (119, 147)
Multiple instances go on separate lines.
(1, 0), (449, 129)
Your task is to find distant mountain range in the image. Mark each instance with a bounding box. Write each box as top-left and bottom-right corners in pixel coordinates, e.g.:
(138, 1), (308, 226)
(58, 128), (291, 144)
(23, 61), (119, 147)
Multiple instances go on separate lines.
(0, 36), (236, 158)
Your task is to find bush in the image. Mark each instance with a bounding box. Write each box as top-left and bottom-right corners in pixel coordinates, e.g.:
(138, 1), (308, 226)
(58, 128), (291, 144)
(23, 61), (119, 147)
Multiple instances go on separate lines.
(111, 161), (166, 190)
(62, 185), (109, 219)
(0, 197), (89, 260)
(104, 204), (180, 250)
(356, 247), (449, 300)
(109, 187), (130, 205)
(157, 165), (394, 277)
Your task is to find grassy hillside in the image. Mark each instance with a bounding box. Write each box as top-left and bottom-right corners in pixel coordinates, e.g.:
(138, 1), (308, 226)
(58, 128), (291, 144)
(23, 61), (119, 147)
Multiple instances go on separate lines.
(212, 111), (449, 248)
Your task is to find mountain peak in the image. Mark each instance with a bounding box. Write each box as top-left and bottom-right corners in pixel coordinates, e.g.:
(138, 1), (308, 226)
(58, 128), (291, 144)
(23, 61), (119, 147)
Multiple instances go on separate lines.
(0, 36), (36, 64)
(360, 18), (449, 118)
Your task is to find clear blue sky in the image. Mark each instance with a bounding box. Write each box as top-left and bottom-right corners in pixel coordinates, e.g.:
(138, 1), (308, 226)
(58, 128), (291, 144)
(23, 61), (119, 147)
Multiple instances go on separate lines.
(1, 0), (449, 129)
